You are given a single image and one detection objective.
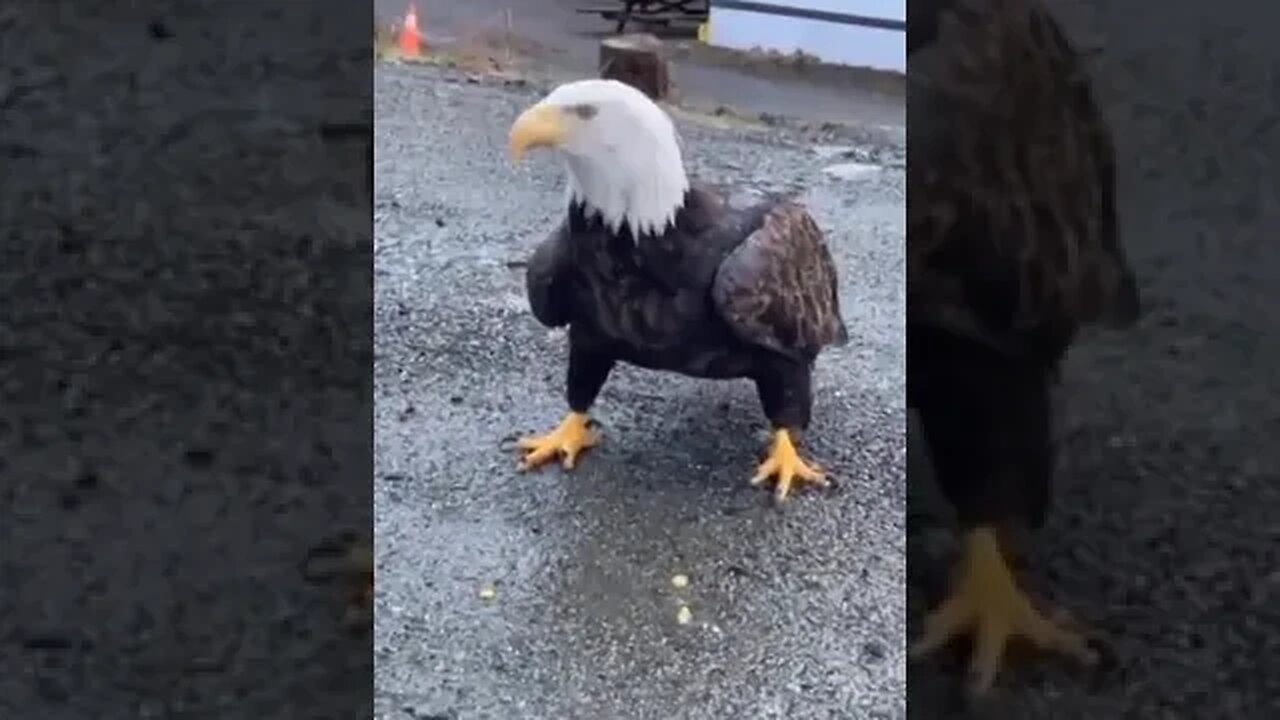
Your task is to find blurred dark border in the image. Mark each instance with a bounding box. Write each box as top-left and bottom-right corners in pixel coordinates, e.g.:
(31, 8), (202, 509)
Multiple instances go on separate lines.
(908, 0), (1280, 716)
(1, 2), (372, 717)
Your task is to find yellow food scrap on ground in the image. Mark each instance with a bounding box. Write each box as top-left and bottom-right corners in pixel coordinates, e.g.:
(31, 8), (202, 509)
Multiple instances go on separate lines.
(676, 605), (693, 625)
(671, 574), (689, 589)
(479, 585), (496, 600)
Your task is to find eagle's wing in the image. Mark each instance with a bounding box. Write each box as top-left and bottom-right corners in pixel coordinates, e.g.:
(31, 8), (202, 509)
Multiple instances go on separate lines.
(525, 220), (573, 328)
(908, 0), (1139, 352)
(711, 202), (848, 361)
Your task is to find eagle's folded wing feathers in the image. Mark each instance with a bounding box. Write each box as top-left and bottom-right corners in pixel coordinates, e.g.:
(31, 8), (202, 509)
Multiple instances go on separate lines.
(711, 203), (848, 361)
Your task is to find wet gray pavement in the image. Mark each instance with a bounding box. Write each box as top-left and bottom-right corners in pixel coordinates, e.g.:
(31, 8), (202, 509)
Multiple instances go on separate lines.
(373, 65), (906, 718)
(374, 0), (904, 130)
(908, 1), (1280, 716)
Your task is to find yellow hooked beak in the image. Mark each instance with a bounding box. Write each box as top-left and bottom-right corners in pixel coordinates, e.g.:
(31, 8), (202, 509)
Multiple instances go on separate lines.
(509, 103), (569, 164)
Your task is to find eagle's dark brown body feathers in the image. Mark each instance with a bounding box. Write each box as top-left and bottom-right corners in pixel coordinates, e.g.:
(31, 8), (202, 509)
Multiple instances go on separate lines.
(528, 185), (846, 373)
(527, 184), (846, 429)
(909, 0), (1138, 366)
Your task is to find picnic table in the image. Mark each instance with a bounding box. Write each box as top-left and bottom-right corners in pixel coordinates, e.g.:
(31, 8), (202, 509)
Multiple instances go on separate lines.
(576, 0), (709, 34)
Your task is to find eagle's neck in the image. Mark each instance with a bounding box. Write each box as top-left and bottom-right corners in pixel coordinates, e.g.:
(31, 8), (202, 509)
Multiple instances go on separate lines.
(568, 187), (716, 244)
(562, 148), (690, 240)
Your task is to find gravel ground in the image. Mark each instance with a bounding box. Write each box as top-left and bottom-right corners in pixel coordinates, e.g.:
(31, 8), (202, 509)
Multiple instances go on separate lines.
(907, 1), (1280, 716)
(1, 3), (371, 720)
(374, 65), (905, 719)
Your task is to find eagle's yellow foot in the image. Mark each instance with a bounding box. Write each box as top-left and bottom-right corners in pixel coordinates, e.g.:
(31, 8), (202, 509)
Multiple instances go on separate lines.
(911, 527), (1098, 695)
(750, 428), (828, 501)
(517, 411), (600, 471)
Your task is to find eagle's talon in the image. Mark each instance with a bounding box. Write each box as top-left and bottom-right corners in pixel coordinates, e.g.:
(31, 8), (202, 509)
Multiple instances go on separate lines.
(750, 428), (826, 501)
(517, 411), (600, 471)
(911, 528), (1098, 695)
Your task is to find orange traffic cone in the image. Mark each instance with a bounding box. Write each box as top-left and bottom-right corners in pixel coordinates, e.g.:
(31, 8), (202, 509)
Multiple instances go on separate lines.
(399, 4), (423, 57)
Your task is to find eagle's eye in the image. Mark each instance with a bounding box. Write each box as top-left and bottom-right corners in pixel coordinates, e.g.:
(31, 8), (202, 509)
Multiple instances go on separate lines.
(568, 103), (599, 120)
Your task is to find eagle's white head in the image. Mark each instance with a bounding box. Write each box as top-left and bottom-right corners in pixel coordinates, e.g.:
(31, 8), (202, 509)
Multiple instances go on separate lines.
(508, 79), (690, 238)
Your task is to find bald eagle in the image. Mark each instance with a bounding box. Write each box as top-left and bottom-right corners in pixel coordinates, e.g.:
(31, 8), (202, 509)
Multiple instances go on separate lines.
(907, 0), (1140, 694)
(507, 79), (847, 500)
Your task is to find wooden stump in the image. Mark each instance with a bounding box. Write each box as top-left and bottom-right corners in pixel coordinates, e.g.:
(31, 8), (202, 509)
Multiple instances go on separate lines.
(598, 33), (671, 101)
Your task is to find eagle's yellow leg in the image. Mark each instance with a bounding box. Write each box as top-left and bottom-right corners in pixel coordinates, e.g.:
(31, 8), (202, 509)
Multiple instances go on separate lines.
(911, 526), (1097, 694)
(749, 428), (828, 501)
(517, 411), (600, 471)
